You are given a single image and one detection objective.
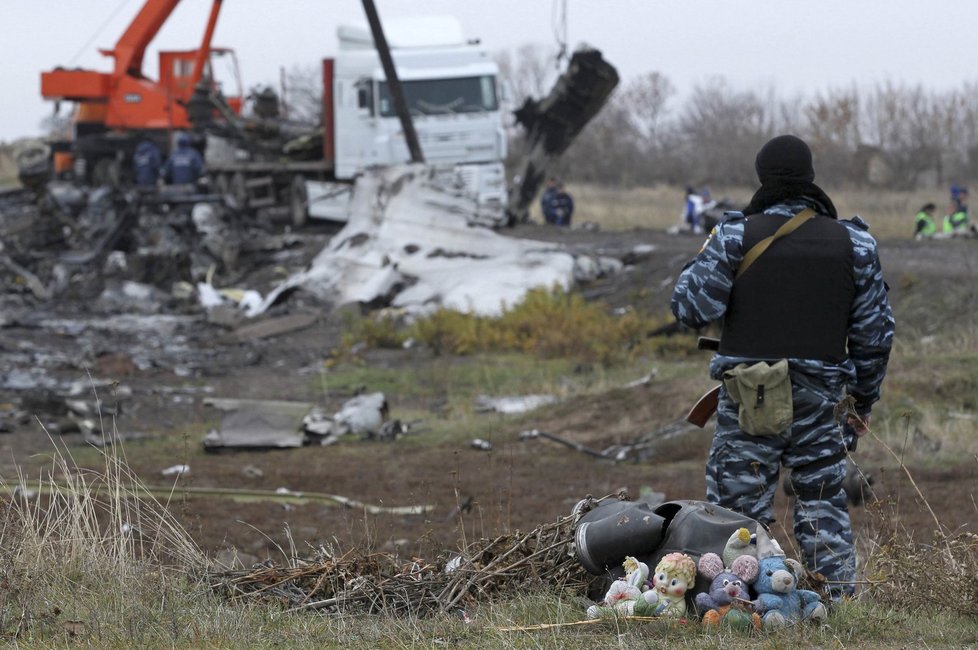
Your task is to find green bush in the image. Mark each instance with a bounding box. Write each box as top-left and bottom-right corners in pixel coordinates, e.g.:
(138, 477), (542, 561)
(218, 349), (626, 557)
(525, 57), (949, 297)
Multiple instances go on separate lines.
(342, 288), (693, 366)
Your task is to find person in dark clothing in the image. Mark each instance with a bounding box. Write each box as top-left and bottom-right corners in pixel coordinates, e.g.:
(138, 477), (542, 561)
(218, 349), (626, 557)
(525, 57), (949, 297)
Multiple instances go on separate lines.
(162, 132), (204, 186)
(671, 134), (894, 600)
(551, 182), (574, 227)
(540, 177), (559, 224)
(132, 139), (162, 188)
(681, 186), (704, 233)
(950, 184), (968, 212)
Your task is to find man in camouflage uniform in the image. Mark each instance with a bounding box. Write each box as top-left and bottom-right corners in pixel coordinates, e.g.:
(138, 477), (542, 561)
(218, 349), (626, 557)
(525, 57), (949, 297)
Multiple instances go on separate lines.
(671, 134), (894, 598)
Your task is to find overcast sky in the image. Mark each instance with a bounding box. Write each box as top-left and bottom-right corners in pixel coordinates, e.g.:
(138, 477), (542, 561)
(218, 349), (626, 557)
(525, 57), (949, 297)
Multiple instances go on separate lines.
(3, 0), (976, 142)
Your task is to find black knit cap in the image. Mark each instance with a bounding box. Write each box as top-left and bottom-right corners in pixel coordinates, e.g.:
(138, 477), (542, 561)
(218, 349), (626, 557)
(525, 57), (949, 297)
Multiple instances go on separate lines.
(755, 134), (815, 184)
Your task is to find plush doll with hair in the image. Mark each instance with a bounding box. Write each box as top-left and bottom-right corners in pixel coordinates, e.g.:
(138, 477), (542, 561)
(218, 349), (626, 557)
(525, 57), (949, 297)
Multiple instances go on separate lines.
(649, 552), (697, 617)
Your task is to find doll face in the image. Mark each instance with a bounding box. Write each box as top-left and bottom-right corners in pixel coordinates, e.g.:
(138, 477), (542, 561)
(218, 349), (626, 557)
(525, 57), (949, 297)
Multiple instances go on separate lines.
(722, 577), (746, 598)
(654, 570), (688, 598)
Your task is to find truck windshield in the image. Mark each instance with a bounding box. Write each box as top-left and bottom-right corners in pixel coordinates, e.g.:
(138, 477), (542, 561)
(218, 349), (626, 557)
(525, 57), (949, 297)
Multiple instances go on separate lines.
(378, 76), (497, 116)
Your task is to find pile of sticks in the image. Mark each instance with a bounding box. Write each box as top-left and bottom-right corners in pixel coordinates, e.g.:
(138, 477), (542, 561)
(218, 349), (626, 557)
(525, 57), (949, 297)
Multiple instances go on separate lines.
(209, 512), (594, 616)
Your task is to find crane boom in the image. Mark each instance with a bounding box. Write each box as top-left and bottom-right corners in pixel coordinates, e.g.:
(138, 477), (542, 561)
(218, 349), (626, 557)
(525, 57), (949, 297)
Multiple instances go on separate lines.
(103, 0), (182, 77)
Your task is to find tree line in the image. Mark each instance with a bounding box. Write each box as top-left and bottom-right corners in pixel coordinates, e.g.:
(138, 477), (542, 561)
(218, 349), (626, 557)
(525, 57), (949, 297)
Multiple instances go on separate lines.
(497, 44), (978, 190)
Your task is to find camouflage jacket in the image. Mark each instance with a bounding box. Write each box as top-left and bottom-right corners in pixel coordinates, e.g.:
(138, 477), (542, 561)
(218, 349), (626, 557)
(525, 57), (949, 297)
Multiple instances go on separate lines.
(671, 200), (894, 416)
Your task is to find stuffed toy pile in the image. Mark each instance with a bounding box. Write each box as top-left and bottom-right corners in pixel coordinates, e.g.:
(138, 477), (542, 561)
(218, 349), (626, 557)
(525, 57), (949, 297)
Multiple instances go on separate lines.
(584, 526), (828, 630)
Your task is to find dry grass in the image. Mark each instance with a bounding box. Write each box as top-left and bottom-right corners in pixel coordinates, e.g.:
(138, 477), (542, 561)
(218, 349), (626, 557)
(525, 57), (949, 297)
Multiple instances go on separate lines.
(0, 415), (207, 643)
(1, 428), (976, 645)
(210, 506), (594, 616)
(568, 182), (941, 241)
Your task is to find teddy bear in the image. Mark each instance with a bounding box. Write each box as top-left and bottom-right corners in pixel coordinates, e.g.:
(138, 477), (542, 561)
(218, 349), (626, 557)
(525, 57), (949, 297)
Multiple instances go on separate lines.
(750, 528), (827, 627)
(694, 552), (762, 631)
(586, 556), (660, 619)
(648, 552), (697, 618)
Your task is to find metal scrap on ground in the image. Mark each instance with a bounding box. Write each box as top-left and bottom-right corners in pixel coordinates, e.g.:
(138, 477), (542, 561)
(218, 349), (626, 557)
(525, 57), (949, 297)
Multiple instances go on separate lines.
(473, 394), (558, 414)
(251, 164), (622, 318)
(201, 392), (392, 450)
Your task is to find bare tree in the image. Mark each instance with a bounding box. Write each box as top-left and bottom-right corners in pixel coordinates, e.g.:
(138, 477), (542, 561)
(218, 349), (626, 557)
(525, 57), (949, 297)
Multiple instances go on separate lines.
(675, 78), (773, 185)
(562, 72), (677, 184)
(800, 85), (861, 185)
(501, 42), (978, 191)
(495, 43), (559, 111)
(560, 86), (646, 184)
(278, 63), (324, 124)
(618, 72), (675, 143)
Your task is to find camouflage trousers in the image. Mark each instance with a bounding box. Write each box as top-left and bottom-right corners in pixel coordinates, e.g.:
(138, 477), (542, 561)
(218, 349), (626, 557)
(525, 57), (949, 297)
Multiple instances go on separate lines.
(705, 375), (855, 597)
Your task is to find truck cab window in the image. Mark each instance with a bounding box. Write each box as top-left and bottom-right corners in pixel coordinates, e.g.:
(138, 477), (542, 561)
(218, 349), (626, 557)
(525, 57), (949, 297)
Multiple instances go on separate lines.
(378, 76), (498, 117)
(355, 78), (374, 115)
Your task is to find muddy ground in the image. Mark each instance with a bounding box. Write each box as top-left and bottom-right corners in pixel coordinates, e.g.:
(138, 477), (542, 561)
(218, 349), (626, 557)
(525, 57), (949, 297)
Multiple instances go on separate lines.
(1, 205), (976, 571)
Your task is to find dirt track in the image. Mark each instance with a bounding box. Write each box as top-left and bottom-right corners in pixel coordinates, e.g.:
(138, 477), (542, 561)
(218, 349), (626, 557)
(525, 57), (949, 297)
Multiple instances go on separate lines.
(1, 217), (976, 568)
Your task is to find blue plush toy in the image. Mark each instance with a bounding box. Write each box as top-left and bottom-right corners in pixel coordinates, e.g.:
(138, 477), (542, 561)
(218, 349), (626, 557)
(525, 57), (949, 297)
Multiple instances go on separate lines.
(750, 528), (827, 627)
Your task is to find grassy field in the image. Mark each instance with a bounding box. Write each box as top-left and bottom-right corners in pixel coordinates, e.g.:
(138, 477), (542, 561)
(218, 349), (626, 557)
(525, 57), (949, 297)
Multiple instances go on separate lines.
(2, 183), (977, 646)
(4, 323), (977, 646)
(2, 448), (976, 647)
(568, 183), (939, 241)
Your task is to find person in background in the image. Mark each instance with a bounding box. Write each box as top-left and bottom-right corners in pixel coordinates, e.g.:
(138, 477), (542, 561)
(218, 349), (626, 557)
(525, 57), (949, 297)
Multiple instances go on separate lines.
(944, 186), (970, 235)
(132, 139), (162, 188)
(681, 186), (704, 233)
(950, 184), (968, 212)
(540, 177), (559, 224)
(551, 182), (574, 227)
(162, 132), (204, 187)
(913, 202), (937, 239)
(699, 187), (717, 214)
(671, 134), (894, 600)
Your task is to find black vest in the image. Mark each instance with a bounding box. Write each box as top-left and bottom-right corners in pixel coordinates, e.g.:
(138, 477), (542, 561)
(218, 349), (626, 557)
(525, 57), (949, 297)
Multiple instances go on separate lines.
(719, 212), (855, 363)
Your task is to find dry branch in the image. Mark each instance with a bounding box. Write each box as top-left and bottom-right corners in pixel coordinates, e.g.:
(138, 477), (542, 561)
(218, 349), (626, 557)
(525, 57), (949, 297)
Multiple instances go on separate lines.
(208, 511), (593, 616)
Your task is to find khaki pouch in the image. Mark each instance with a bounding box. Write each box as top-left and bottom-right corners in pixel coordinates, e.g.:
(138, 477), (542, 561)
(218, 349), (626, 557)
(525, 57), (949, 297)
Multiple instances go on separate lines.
(722, 360), (793, 436)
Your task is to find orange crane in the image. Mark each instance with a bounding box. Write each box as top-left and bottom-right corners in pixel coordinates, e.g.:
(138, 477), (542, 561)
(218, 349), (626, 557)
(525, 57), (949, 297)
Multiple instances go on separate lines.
(40, 0), (243, 183)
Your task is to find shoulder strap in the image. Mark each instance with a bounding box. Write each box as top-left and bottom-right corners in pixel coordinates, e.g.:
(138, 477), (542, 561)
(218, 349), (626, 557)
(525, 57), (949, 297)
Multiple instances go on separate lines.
(736, 208), (815, 280)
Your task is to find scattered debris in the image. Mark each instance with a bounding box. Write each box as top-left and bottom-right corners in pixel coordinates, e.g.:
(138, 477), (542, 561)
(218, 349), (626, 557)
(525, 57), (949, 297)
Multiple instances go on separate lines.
(12, 485), (38, 500)
(474, 394), (558, 414)
(602, 421), (699, 462)
(470, 438), (493, 451)
(623, 369), (658, 388)
(203, 398), (312, 451)
(519, 429), (606, 459)
(250, 165), (621, 318)
(161, 464), (190, 477)
(518, 420), (700, 463)
(229, 312), (318, 341)
(2, 482), (431, 516)
(241, 464), (264, 479)
(330, 392), (389, 438)
(444, 495), (475, 522)
(202, 392), (393, 450)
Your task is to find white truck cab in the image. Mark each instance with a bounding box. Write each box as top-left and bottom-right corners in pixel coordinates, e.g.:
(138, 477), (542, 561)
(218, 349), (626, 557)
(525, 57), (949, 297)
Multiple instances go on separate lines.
(307, 16), (507, 221)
